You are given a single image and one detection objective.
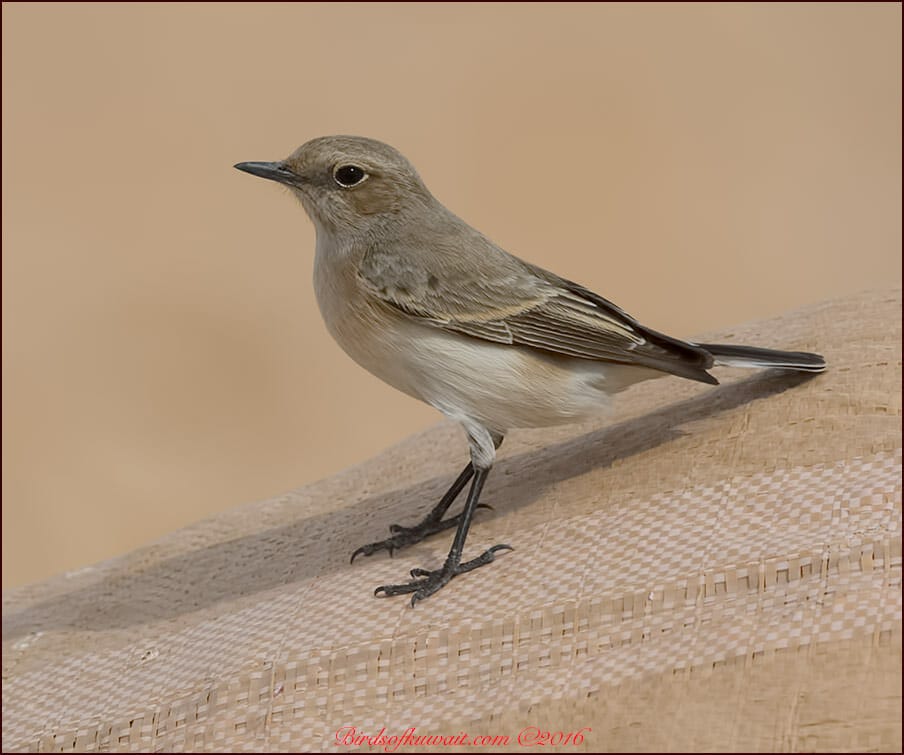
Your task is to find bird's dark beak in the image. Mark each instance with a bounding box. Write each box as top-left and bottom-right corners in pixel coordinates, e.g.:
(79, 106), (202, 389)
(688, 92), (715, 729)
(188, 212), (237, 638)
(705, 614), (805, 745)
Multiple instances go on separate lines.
(234, 161), (300, 187)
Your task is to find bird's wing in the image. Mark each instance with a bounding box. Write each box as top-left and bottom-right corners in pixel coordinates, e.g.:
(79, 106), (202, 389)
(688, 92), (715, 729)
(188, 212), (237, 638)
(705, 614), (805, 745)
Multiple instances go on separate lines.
(357, 228), (717, 385)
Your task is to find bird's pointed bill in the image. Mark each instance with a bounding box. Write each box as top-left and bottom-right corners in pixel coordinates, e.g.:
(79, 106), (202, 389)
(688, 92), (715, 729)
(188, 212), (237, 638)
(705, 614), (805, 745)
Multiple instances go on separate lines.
(234, 161), (298, 185)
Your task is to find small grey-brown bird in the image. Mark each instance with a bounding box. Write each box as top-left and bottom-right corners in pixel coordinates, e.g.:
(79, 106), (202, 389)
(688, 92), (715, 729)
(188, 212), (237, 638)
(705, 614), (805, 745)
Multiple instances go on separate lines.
(235, 136), (825, 606)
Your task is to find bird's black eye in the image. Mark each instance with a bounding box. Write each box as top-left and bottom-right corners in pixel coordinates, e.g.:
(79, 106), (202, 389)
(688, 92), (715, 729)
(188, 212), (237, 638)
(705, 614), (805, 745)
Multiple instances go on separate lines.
(333, 164), (367, 187)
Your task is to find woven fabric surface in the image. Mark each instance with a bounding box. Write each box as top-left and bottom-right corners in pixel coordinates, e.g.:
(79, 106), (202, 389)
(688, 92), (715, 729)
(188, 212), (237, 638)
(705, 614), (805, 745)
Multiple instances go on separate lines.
(2, 291), (901, 753)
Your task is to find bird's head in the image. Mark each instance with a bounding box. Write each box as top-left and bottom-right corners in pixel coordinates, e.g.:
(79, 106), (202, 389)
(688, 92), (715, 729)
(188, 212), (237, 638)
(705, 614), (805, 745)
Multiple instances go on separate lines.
(235, 135), (434, 236)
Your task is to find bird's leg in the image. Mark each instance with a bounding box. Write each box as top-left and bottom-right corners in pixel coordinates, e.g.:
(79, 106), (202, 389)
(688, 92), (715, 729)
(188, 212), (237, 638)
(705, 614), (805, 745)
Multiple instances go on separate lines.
(350, 463), (485, 562)
(350, 434), (504, 563)
(374, 464), (513, 606)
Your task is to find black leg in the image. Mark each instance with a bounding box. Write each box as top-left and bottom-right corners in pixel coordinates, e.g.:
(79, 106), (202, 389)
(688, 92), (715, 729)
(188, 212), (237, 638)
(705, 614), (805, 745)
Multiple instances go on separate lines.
(350, 462), (493, 562)
(374, 466), (513, 606)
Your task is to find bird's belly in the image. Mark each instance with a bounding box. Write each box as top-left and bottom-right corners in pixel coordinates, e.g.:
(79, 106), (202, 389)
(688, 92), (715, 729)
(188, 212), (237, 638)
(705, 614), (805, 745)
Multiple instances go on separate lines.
(313, 261), (654, 432)
(340, 318), (624, 433)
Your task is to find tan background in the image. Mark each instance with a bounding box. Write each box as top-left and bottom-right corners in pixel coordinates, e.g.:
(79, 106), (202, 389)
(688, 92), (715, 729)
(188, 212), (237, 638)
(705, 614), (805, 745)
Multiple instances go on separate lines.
(2, 2), (900, 589)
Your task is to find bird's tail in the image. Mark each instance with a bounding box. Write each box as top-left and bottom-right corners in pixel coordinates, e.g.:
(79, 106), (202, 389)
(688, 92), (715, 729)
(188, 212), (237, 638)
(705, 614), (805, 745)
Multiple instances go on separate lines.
(697, 343), (826, 373)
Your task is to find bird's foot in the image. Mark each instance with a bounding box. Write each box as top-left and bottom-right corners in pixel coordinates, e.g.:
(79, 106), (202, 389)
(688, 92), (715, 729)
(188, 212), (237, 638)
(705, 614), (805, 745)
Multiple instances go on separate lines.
(350, 504), (493, 563)
(374, 544), (513, 606)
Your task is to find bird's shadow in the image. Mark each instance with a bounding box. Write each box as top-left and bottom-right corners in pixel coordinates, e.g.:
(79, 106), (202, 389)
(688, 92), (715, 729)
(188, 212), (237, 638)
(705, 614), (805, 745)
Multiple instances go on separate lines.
(2, 370), (816, 638)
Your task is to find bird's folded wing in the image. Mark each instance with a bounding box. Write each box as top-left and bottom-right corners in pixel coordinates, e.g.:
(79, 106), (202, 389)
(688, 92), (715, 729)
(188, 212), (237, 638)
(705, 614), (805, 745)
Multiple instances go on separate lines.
(357, 241), (717, 384)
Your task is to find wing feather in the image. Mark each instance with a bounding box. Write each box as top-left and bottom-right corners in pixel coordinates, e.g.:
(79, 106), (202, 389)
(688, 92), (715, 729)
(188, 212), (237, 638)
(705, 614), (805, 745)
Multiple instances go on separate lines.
(356, 220), (717, 384)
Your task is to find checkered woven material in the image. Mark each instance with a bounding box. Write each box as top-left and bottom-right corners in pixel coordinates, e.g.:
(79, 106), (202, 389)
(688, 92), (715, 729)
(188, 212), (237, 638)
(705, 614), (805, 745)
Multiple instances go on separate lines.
(3, 291), (901, 752)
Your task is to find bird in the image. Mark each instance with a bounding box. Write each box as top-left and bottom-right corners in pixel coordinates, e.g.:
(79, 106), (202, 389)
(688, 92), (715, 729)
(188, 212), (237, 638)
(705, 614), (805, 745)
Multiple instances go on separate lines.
(235, 135), (826, 606)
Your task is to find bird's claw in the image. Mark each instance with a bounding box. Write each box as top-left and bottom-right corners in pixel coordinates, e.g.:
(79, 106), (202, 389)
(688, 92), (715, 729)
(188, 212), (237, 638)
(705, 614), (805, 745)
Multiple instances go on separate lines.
(350, 504), (493, 564)
(374, 544), (513, 606)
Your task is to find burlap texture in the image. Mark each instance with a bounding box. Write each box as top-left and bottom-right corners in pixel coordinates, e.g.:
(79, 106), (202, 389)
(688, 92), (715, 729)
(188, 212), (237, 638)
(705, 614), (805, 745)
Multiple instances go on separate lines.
(2, 291), (901, 753)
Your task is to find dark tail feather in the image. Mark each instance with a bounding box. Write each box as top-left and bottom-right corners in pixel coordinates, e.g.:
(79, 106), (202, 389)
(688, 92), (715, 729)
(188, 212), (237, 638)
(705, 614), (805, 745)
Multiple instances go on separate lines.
(697, 343), (826, 373)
